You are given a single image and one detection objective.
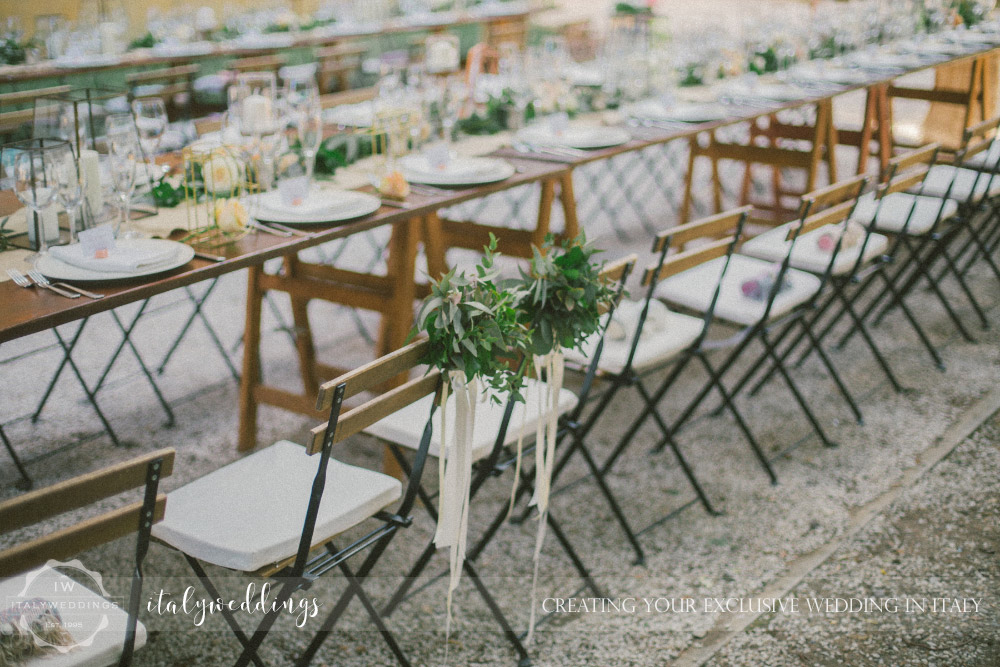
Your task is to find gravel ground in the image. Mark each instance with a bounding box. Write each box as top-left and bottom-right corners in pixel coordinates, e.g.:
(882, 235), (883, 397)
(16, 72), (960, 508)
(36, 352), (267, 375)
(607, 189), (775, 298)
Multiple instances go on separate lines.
(708, 410), (1000, 667)
(1, 222), (998, 667)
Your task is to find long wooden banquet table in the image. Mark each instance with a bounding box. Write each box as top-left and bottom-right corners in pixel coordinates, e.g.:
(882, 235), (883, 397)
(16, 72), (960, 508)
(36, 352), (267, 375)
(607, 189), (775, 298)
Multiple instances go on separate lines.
(0, 9), (531, 87)
(1, 37), (998, 467)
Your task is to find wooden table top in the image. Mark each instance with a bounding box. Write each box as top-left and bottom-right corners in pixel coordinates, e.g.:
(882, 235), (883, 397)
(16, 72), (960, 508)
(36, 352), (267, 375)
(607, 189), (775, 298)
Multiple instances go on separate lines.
(0, 10), (532, 85)
(3, 39), (998, 344)
(0, 156), (566, 344)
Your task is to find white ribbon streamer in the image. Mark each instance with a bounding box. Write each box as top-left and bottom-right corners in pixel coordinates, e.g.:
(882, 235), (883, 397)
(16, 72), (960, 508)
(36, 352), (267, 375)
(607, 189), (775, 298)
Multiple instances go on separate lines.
(435, 371), (478, 657)
(526, 349), (565, 644)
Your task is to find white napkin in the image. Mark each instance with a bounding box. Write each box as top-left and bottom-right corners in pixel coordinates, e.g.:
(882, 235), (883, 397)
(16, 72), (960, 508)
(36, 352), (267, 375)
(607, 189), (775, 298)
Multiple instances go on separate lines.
(403, 156), (496, 178)
(49, 243), (178, 274)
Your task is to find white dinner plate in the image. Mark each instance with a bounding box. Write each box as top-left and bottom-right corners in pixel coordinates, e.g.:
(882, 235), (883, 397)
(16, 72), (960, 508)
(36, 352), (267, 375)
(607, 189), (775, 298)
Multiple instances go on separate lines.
(722, 80), (806, 102)
(250, 189), (382, 225)
(35, 239), (194, 283)
(399, 155), (516, 186)
(517, 125), (630, 149)
(629, 100), (728, 123)
(324, 102), (374, 128)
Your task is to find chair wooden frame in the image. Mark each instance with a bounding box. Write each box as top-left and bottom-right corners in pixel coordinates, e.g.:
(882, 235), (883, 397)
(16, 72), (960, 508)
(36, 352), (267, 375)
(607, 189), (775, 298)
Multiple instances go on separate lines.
(378, 259), (637, 661)
(0, 449), (175, 667)
(680, 98), (839, 225)
(168, 342), (441, 667)
(126, 64), (199, 120)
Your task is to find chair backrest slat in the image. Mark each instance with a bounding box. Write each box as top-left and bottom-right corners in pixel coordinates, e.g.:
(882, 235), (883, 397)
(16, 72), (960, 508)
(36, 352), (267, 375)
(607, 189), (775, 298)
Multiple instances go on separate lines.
(788, 198), (857, 240)
(0, 497), (166, 578)
(652, 205), (752, 252)
(0, 448), (175, 533)
(320, 86), (377, 109)
(317, 339), (431, 409)
(599, 253), (637, 283)
(645, 236), (733, 284)
(126, 64), (200, 85)
(890, 143), (938, 172)
(964, 114), (1000, 142)
(802, 174), (867, 210)
(311, 371), (442, 453)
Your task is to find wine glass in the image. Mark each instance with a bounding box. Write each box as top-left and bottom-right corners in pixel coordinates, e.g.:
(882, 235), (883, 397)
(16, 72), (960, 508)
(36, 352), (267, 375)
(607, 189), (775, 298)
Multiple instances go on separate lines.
(13, 149), (57, 254)
(52, 144), (84, 244)
(106, 131), (140, 239)
(285, 77), (319, 117)
(131, 97), (168, 158)
(296, 101), (323, 190)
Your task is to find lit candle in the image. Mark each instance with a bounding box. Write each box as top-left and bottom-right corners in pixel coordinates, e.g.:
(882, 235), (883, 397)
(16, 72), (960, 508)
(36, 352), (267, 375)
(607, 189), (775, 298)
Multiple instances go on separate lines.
(80, 149), (102, 223)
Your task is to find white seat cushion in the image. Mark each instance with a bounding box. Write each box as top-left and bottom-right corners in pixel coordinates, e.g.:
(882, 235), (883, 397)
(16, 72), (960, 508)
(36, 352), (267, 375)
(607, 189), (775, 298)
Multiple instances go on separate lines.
(655, 255), (821, 327)
(0, 569), (146, 667)
(851, 192), (956, 235)
(563, 300), (704, 375)
(963, 141), (1000, 171)
(365, 378), (578, 461)
(915, 164), (1000, 202)
(741, 222), (889, 276)
(153, 440), (400, 572)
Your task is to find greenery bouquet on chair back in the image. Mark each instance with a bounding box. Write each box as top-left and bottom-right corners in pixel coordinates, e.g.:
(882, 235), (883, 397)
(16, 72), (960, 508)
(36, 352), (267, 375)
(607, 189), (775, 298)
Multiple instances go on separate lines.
(410, 235), (528, 642)
(516, 233), (616, 639)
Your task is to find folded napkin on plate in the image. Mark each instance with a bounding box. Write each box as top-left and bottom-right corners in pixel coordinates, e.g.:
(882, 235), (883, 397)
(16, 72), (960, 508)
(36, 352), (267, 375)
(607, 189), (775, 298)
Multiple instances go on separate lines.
(404, 156), (495, 178)
(49, 243), (177, 273)
(256, 191), (337, 216)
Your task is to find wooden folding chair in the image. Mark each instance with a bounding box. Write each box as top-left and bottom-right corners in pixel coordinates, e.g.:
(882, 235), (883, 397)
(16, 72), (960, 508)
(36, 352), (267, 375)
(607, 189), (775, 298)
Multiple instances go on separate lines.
(316, 42), (366, 93)
(154, 343), (440, 667)
(680, 98), (839, 225)
(0, 85), (70, 141)
(126, 64), (199, 120)
(840, 131), (1000, 356)
(540, 213), (763, 563)
(0, 449), (174, 667)
(361, 258), (630, 663)
(230, 54), (288, 77)
(734, 175), (903, 406)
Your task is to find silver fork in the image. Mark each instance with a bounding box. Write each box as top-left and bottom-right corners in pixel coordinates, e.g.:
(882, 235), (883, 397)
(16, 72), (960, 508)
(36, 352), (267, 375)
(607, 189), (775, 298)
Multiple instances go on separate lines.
(29, 270), (103, 299)
(6, 268), (32, 288)
(19, 269), (80, 298)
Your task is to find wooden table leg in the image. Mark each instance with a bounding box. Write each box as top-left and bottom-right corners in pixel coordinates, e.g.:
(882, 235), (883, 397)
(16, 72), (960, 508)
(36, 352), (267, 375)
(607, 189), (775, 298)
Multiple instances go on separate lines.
(284, 255), (319, 398)
(377, 216), (420, 358)
(238, 265), (264, 452)
(558, 171), (579, 240)
(422, 211), (448, 281)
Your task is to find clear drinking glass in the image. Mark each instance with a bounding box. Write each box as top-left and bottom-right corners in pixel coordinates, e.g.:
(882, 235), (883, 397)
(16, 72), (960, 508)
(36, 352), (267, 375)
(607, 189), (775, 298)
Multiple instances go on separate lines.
(296, 102), (323, 190)
(52, 144), (84, 244)
(107, 132), (140, 239)
(13, 149), (57, 253)
(131, 97), (168, 158)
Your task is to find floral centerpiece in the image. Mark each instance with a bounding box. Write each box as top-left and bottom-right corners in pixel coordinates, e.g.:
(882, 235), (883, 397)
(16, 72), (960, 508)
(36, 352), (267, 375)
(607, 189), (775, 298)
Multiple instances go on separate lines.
(180, 146), (255, 247)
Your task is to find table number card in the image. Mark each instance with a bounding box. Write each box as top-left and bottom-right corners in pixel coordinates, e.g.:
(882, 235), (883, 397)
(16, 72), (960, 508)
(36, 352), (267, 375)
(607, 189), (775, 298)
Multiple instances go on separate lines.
(78, 224), (116, 259)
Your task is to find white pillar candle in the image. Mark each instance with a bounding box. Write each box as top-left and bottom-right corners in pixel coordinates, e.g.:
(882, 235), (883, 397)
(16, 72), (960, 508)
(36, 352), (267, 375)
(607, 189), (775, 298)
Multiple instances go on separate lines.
(241, 94), (273, 134)
(27, 205), (61, 248)
(80, 149), (102, 222)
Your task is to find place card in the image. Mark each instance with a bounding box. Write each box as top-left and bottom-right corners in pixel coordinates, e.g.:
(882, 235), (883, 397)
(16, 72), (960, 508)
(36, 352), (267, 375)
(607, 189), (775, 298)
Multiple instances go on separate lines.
(78, 224), (116, 258)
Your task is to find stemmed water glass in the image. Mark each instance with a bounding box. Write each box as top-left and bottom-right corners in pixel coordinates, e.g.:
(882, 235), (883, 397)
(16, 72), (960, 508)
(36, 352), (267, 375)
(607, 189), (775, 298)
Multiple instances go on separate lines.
(106, 120), (140, 239)
(131, 97), (168, 159)
(297, 100), (323, 190)
(52, 144), (84, 244)
(13, 149), (57, 254)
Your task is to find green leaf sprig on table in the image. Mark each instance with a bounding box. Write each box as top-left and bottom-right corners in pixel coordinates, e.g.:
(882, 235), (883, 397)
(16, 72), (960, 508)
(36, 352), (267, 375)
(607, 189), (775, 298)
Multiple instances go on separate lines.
(456, 90), (535, 136)
(0, 38), (34, 66)
(128, 32), (158, 50)
(411, 235), (530, 404)
(518, 233), (617, 358)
